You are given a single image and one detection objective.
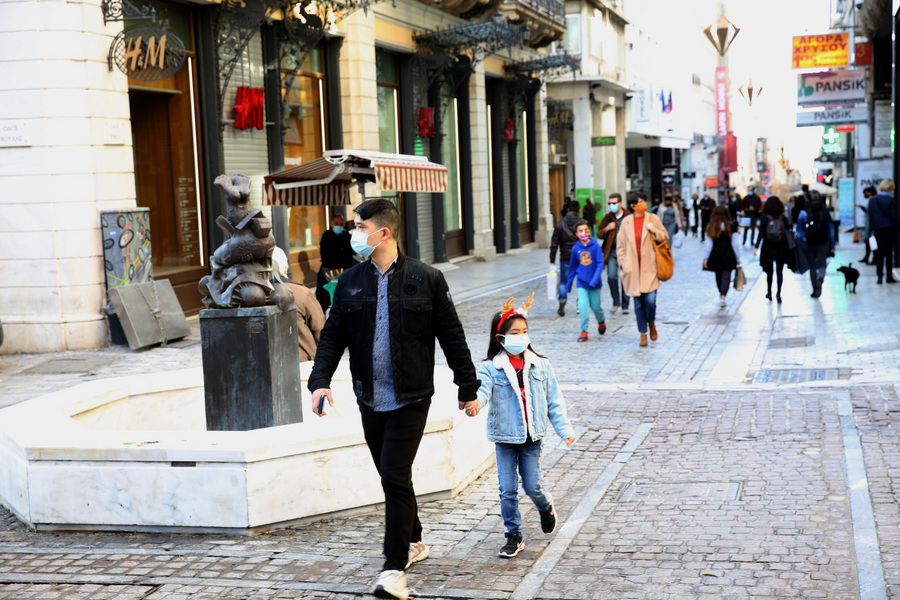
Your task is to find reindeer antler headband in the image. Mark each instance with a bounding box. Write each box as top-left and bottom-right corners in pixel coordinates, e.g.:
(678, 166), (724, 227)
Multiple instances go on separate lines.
(496, 293), (535, 334)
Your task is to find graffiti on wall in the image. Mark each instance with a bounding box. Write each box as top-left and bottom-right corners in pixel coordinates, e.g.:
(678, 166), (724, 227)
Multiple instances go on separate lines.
(100, 209), (153, 294)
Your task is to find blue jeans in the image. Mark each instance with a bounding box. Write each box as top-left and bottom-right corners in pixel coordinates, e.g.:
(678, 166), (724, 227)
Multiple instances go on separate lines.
(576, 287), (605, 333)
(803, 242), (830, 288)
(632, 290), (657, 334)
(496, 438), (552, 536)
(606, 253), (628, 309)
(557, 261), (572, 300)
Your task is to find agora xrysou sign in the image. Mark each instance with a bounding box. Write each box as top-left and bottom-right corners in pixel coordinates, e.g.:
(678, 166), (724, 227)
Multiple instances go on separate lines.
(792, 34), (849, 69)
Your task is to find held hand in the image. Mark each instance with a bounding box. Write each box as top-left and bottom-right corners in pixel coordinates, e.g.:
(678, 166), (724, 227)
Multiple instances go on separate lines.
(604, 223), (616, 233)
(565, 437), (575, 446)
(703, 260), (708, 270)
(462, 400), (480, 417)
(312, 388), (333, 417)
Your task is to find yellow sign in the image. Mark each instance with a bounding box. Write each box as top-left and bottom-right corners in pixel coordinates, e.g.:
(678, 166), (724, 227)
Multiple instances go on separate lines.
(792, 33), (849, 69)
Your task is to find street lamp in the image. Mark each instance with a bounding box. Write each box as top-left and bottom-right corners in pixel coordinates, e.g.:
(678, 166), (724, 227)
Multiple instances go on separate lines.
(738, 79), (762, 106)
(703, 14), (740, 56)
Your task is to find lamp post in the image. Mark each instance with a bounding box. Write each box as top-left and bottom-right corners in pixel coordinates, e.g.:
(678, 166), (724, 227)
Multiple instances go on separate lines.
(703, 14), (740, 56)
(738, 79), (762, 106)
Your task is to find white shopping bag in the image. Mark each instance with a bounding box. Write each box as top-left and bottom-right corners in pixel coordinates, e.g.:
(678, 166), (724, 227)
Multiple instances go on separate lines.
(672, 230), (684, 249)
(547, 265), (557, 300)
(869, 235), (878, 252)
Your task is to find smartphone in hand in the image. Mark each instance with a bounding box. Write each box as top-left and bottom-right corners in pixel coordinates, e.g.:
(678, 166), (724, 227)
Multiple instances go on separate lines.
(317, 394), (326, 416)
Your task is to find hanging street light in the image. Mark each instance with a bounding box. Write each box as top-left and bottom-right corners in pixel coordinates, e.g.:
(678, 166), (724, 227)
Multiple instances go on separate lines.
(738, 78), (762, 106)
(703, 13), (740, 56)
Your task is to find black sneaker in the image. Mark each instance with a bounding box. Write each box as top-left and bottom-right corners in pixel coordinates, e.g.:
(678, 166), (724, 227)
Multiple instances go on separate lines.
(539, 506), (557, 534)
(498, 533), (524, 558)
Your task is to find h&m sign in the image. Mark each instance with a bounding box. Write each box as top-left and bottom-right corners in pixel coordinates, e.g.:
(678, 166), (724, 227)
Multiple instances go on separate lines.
(109, 28), (186, 82)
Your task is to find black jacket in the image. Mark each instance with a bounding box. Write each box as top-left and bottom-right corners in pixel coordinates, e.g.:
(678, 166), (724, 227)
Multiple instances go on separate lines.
(319, 229), (356, 269)
(308, 253), (479, 407)
(549, 212), (580, 263)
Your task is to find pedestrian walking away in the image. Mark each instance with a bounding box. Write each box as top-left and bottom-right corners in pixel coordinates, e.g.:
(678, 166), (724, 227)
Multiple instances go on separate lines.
(596, 192), (631, 315)
(703, 206), (742, 308)
(617, 192), (669, 347)
(795, 191), (835, 298)
(699, 193), (715, 241)
(308, 199), (480, 600)
(567, 220), (606, 342)
(858, 186), (877, 265)
(582, 198), (598, 235)
(271, 247), (326, 361)
(691, 193), (701, 237)
(653, 196), (684, 248)
(465, 299), (576, 558)
(550, 199), (581, 317)
(867, 180), (898, 284)
(316, 214), (356, 314)
(753, 196), (791, 304)
(741, 186), (762, 245)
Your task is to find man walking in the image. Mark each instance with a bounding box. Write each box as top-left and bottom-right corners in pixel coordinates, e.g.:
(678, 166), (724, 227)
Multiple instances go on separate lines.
(550, 199), (581, 316)
(699, 193), (715, 241)
(309, 199), (480, 600)
(741, 186), (762, 245)
(597, 192), (630, 314)
(316, 214), (356, 313)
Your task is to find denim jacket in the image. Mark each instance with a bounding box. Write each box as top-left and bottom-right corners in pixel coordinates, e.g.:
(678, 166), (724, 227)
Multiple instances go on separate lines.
(476, 351), (575, 444)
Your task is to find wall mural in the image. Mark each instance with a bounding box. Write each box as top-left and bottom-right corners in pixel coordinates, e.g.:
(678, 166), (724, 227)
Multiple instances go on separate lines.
(100, 209), (153, 307)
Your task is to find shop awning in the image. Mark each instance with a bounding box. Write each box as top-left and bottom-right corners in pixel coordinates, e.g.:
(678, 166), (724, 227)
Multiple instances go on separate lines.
(262, 150), (448, 206)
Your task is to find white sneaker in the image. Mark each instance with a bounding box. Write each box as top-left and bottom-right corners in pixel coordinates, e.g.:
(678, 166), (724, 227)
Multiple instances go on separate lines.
(373, 570), (408, 600)
(406, 541), (429, 569)
(609, 305), (620, 314)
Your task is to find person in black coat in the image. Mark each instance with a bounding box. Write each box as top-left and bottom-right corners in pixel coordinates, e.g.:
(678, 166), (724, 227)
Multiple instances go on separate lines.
(753, 196), (791, 303)
(316, 214), (356, 313)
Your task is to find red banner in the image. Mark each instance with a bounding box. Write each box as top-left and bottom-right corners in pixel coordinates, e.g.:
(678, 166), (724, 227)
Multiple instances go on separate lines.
(715, 66), (728, 137)
(721, 133), (737, 174)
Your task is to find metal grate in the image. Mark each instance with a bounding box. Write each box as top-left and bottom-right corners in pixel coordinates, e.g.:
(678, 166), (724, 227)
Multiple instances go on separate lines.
(768, 336), (814, 349)
(751, 368), (844, 384)
(616, 482), (742, 503)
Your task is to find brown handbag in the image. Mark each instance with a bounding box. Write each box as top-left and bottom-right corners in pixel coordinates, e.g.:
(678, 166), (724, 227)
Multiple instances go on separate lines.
(653, 235), (674, 282)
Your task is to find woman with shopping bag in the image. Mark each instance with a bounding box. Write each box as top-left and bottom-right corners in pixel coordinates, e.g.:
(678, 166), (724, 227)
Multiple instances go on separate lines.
(703, 206), (742, 308)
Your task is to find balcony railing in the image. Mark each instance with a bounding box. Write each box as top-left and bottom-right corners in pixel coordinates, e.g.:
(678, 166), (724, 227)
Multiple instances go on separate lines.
(498, 0), (566, 48)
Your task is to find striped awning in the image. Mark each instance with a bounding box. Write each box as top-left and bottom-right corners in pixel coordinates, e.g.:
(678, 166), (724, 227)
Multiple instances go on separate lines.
(262, 151), (448, 207)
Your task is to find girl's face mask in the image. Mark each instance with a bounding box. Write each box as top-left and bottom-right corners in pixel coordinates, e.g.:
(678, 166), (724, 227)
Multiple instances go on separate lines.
(499, 333), (530, 356)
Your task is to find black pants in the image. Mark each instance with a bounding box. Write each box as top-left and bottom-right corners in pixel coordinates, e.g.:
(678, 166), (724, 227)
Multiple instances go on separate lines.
(715, 269), (731, 297)
(873, 227), (898, 281)
(360, 399), (431, 571)
(762, 259), (785, 295)
(742, 214), (759, 245)
(700, 214), (711, 241)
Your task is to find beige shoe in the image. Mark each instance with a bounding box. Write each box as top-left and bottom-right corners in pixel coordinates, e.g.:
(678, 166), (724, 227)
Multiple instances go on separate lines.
(373, 569), (408, 600)
(406, 541), (430, 569)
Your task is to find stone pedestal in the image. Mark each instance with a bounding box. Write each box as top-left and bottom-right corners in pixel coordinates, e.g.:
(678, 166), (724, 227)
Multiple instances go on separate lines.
(200, 305), (302, 431)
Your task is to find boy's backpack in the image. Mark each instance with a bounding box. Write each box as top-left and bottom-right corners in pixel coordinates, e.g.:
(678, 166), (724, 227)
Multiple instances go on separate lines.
(766, 217), (785, 243)
(805, 205), (830, 244)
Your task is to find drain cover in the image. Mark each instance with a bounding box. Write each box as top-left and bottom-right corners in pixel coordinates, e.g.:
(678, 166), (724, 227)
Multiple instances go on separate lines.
(25, 357), (121, 375)
(751, 368), (843, 383)
(768, 336), (813, 349)
(616, 481), (742, 503)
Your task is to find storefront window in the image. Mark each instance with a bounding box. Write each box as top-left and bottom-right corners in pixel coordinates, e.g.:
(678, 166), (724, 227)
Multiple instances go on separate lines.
(376, 50), (399, 154)
(281, 47), (328, 250)
(441, 90), (462, 231)
(516, 109), (529, 223)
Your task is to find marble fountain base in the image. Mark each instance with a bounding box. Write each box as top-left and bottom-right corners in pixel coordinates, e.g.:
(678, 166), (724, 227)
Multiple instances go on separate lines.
(0, 363), (494, 534)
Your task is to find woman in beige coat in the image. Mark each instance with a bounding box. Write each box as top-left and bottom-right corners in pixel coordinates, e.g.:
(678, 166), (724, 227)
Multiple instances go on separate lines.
(616, 193), (670, 347)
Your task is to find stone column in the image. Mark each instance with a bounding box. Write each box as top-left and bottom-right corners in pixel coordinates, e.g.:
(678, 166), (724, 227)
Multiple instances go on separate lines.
(0, 0), (135, 353)
(533, 86), (553, 248)
(339, 12), (379, 153)
(572, 91), (593, 209)
(468, 54), (496, 261)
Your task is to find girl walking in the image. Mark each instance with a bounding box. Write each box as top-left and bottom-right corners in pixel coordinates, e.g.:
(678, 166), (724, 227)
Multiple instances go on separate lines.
(465, 296), (576, 558)
(753, 196), (790, 303)
(703, 206), (742, 307)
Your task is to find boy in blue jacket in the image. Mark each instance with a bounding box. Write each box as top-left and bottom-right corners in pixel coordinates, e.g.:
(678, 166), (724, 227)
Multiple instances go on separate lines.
(567, 220), (606, 342)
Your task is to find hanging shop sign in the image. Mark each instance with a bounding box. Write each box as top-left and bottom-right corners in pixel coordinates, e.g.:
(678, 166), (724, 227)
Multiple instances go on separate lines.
(792, 33), (849, 69)
(855, 41), (873, 66)
(797, 70), (865, 106)
(591, 136), (615, 147)
(108, 28), (186, 82)
(715, 66), (728, 137)
(796, 106), (868, 127)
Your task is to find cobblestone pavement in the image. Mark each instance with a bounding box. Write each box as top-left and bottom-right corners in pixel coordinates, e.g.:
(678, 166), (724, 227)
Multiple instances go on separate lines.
(2, 233), (900, 599)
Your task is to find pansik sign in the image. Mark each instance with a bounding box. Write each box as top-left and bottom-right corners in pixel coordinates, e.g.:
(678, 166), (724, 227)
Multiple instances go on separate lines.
(109, 28), (186, 82)
(715, 66), (728, 137)
(796, 106), (867, 127)
(792, 33), (849, 69)
(797, 70), (865, 106)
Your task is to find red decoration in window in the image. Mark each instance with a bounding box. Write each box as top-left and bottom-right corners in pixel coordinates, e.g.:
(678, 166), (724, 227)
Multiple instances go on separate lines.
(503, 118), (515, 143)
(233, 86), (265, 131)
(418, 107), (434, 138)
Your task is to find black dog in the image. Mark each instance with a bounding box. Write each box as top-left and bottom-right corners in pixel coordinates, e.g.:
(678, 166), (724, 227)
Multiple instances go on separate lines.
(836, 263), (860, 293)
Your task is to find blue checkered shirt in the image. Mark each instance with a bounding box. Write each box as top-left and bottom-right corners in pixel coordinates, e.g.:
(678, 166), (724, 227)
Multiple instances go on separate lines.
(372, 259), (400, 412)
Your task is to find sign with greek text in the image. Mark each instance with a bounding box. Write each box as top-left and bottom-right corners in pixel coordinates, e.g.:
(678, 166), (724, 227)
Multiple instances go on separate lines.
(109, 28), (186, 82)
(796, 106), (867, 127)
(797, 70), (866, 106)
(792, 34), (849, 69)
(0, 121), (31, 147)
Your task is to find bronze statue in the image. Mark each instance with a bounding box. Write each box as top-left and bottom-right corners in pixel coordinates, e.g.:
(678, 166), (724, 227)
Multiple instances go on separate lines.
(199, 174), (294, 310)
